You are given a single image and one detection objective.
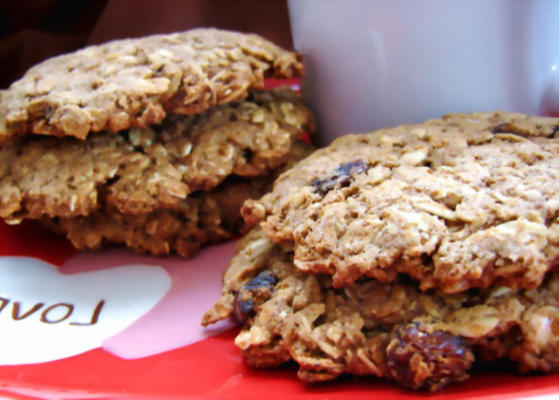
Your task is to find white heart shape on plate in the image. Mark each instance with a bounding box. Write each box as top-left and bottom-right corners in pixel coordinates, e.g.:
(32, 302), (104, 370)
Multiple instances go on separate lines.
(0, 257), (171, 365)
(90, 243), (237, 359)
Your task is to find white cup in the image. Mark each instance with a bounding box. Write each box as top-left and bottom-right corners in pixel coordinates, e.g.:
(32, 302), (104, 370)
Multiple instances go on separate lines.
(289, 0), (559, 144)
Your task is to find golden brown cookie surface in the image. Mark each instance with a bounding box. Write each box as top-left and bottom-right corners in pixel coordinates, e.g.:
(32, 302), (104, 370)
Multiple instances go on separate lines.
(0, 28), (303, 142)
(44, 176), (268, 258)
(243, 112), (559, 293)
(0, 89), (313, 256)
(45, 142), (314, 258)
(203, 227), (559, 391)
(0, 89), (312, 221)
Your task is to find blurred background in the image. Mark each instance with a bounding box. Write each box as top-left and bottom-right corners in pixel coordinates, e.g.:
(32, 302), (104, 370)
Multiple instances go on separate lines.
(0, 0), (293, 88)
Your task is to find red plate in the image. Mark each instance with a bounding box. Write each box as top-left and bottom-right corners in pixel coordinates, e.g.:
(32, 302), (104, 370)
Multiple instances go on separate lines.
(1, 220), (558, 400)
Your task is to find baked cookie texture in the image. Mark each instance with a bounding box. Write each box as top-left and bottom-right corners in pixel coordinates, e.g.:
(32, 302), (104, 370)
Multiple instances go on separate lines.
(0, 90), (312, 221)
(203, 228), (559, 391)
(204, 111), (559, 390)
(0, 28), (303, 142)
(44, 143), (313, 257)
(242, 112), (559, 293)
(0, 29), (313, 257)
(0, 89), (313, 256)
(43, 176), (269, 257)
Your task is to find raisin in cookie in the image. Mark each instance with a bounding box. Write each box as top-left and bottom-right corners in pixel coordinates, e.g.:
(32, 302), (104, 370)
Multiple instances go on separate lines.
(203, 228), (559, 391)
(242, 112), (559, 293)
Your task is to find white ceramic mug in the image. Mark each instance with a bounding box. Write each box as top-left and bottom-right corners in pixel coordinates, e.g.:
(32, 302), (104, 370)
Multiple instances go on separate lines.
(289, 0), (559, 144)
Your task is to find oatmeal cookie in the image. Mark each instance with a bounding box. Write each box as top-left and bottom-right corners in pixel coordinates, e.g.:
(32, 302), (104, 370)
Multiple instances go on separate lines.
(242, 112), (559, 293)
(203, 228), (559, 391)
(0, 89), (313, 256)
(44, 176), (267, 257)
(45, 143), (313, 257)
(0, 28), (303, 142)
(0, 89), (312, 222)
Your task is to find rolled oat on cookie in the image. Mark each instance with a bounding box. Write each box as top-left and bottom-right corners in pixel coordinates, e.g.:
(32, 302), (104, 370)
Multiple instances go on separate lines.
(203, 227), (559, 391)
(242, 112), (559, 293)
(0, 29), (314, 257)
(204, 111), (559, 391)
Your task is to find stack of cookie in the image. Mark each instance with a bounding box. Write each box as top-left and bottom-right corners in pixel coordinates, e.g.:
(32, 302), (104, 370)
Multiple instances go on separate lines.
(0, 29), (314, 257)
(204, 112), (559, 390)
